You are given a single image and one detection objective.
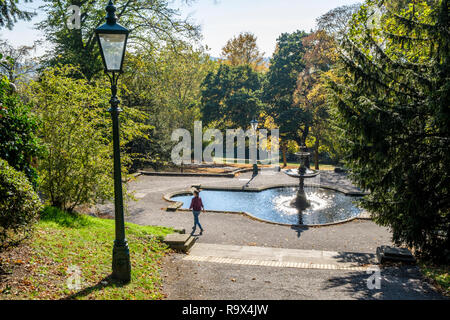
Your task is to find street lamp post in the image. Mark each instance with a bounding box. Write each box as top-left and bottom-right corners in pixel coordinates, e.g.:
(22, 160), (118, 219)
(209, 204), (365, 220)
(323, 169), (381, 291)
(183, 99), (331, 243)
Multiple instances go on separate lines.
(95, 0), (131, 282)
(250, 119), (259, 175)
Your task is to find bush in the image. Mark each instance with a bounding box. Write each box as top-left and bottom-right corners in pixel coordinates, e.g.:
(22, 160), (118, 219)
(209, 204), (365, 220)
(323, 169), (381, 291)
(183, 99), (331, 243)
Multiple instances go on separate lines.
(0, 158), (42, 247)
(0, 76), (43, 187)
(26, 65), (148, 212)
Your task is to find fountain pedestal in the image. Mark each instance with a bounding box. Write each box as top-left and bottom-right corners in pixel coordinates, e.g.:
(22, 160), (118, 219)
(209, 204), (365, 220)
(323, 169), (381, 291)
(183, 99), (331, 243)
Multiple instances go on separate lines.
(283, 147), (319, 210)
(293, 188), (310, 209)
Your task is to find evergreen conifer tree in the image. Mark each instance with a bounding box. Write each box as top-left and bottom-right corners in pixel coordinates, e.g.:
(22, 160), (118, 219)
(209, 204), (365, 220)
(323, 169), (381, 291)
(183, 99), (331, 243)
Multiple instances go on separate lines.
(329, 0), (449, 262)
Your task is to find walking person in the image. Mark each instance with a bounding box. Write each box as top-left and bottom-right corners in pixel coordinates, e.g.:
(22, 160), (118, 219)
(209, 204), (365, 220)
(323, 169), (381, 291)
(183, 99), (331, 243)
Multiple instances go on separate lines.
(189, 190), (205, 235)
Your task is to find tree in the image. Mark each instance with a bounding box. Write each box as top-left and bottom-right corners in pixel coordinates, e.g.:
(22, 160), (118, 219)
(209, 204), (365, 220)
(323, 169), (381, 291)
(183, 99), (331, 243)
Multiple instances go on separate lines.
(0, 39), (40, 82)
(0, 0), (36, 29)
(38, 0), (200, 80)
(27, 65), (148, 212)
(121, 42), (217, 170)
(316, 3), (361, 40)
(329, 0), (450, 262)
(263, 30), (309, 166)
(294, 30), (337, 169)
(0, 75), (43, 186)
(221, 32), (266, 71)
(309, 4), (362, 167)
(201, 64), (263, 129)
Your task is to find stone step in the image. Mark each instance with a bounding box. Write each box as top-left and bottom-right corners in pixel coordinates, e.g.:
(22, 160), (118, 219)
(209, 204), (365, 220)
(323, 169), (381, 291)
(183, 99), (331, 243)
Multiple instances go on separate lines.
(163, 233), (196, 253)
(184, 236), (196, 253)
(376, 246), (416, 264)
(166, 202), (182, 211)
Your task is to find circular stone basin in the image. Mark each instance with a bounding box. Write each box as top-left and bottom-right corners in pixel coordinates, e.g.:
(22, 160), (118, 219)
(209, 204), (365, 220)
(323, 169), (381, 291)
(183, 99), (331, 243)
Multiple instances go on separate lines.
(171, 187), (363, 226)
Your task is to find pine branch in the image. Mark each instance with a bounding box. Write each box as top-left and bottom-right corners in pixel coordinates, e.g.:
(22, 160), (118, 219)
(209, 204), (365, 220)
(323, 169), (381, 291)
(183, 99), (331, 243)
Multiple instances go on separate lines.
(364, 32), (433, 87)
(339, 42), (425, 101)
(384, 6), (438, 33)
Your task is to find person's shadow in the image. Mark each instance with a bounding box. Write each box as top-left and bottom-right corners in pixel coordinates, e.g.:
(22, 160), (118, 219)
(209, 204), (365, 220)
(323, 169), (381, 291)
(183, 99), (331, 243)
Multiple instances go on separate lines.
(243, 172), (258, 189)
(190, 230), (203, 237)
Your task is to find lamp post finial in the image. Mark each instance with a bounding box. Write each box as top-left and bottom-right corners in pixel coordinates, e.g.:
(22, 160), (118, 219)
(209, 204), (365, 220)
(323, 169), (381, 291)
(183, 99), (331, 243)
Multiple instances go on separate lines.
(106, 0), (117, 25)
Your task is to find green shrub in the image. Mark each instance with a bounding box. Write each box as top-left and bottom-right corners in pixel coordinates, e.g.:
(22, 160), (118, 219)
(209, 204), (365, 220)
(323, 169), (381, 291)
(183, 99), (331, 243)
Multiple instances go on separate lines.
(0, 76), (43, 187)
(0, 158), (42, 247)
(27, 65), (148, 212)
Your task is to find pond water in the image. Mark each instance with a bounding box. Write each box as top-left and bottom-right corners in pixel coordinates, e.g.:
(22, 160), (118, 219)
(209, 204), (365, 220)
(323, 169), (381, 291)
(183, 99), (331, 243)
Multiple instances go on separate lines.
(171, 187), (363, 225)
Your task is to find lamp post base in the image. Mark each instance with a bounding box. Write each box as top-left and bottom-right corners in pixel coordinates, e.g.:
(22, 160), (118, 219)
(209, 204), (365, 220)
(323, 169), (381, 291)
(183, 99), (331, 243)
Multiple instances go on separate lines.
(112, 239), (131, 282)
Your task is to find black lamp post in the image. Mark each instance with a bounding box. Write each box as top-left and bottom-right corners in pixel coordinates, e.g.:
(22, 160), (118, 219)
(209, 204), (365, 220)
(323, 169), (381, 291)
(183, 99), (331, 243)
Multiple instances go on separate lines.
(250, 118), (259, 175)
(95, 0), (131, 282)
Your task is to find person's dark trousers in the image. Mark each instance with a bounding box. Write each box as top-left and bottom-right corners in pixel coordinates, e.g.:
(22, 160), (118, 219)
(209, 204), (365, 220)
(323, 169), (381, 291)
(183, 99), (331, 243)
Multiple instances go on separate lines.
(192, 210), (203, 233)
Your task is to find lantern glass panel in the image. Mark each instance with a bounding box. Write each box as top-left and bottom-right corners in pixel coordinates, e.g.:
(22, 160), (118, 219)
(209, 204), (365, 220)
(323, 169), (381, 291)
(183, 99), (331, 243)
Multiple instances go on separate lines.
(98, 33), (126, 71)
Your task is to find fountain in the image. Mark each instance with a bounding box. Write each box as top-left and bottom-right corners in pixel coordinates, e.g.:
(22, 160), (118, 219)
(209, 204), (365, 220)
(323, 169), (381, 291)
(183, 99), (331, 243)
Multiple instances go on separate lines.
(283, 146), (319, 209)
(170, 146), (364, 226)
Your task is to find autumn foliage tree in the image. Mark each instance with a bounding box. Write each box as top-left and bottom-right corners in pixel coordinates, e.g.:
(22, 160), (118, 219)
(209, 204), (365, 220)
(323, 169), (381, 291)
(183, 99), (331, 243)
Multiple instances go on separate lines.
(294, 30), (336, 169)
(221, 32), (266, 71)
(122, 43), (217, 170)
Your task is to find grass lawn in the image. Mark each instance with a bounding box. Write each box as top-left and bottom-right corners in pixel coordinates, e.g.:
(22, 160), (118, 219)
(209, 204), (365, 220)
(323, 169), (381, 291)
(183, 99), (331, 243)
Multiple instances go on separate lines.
(419, 262), (449, 297)
(281, 163), (336, 171)
(0, 207), (174, 300)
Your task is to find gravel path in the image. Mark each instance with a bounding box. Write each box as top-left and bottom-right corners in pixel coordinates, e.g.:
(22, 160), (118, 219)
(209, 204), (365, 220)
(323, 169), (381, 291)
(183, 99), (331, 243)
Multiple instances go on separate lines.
(161, 253), (444, 300)
(112, 171), (391, 253)
(95, 170), (444, 300)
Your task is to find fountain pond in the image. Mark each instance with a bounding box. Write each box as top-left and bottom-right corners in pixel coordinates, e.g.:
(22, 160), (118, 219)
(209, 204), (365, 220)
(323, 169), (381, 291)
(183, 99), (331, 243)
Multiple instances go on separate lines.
(171, 186), (363, 226)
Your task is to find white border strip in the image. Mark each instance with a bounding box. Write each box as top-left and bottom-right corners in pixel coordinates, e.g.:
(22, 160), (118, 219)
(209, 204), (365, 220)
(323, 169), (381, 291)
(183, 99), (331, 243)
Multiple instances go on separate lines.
(183, 255), (368, 271)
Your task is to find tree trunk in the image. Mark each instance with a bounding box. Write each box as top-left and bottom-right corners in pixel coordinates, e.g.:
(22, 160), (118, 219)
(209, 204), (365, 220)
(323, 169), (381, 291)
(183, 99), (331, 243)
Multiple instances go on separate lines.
(281, 141), (287, 167)
(314, 137), (319, 170)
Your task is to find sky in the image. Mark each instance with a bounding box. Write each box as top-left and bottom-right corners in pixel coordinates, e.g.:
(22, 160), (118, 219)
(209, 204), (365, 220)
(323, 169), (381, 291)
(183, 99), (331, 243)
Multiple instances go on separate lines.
(0, 0), (360, 58)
